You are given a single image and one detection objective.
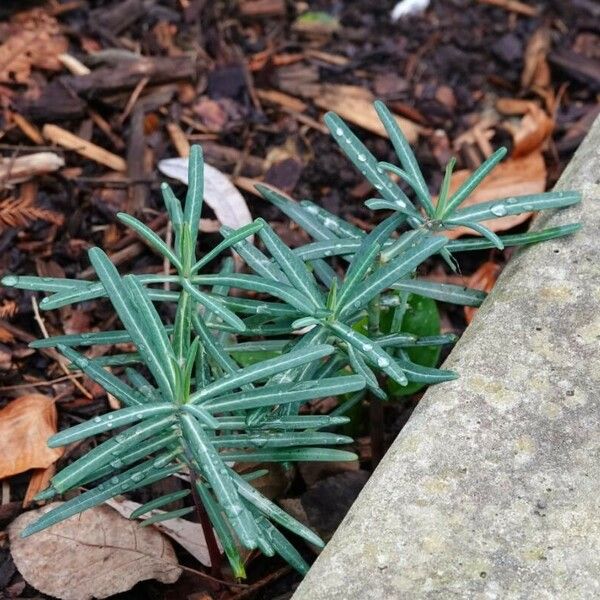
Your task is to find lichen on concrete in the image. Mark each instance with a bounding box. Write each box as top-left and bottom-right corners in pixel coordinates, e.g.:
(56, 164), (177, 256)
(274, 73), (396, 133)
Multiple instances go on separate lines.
(292, 116), (600, 600)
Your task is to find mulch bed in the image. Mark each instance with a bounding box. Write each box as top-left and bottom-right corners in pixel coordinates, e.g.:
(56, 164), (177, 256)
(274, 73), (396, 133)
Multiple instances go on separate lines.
(0, 1), (597, 598)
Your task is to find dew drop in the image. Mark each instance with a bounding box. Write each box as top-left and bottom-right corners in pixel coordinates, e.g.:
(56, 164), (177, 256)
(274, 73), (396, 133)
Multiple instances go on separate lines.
(490, 203), (507, 217)
(93, 416), (102, 423)
(357, 154), (367, 162)
(396, 200), (406, 209)
(506, 197), (518, 204)
(374, 183), (383, 190)
(324, 250), (333, 257)
(362, 343), (373, 352)
(377, 357), (390, 368)
(107, 415), (113, 420)
(335, 127), (344, 136)
(110, 476), (120, 484)
(110, 459), (123, 469)
(131, 473), (144, 482)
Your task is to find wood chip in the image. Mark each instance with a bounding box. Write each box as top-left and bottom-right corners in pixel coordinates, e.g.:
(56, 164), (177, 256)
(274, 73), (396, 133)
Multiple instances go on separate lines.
(43, 124), (127, 171)
(239, 0), (286, 17)
(477, 0), (538, 16)
(0, 152), (64, 185)
(166, 122), (191, 157)
(256, 89), (307, 113)
(11, 113), (44, 145)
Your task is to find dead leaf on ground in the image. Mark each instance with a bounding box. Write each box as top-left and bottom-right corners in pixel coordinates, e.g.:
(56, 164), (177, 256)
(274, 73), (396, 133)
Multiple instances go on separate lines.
(464, 261), (502, 323)
(157, 158), (253, 238)
(106, 497), (211, 567)
(10, 503), (181, 600)
(312, 84), (421, 143)
(0, 9), (68, 83)
(440, 151), (547, 239)
(496, 98), (555, 157)
(0, 394), (63, 479)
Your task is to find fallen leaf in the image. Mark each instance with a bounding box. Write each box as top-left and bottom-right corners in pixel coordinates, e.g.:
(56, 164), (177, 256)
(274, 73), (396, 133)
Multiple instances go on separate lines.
(464, 261), (502, 323)
(23, 464), (56, 507)
(313, 84), (420, 143)
(106, 497), (211, 566)
(440, 151), (547, 239)
(0, 395), (63, 479)
(10, 503), (181, 600)
(158, 159), (253, 235)
(0, 9), (68, 83)
(496, 99), (554, 157)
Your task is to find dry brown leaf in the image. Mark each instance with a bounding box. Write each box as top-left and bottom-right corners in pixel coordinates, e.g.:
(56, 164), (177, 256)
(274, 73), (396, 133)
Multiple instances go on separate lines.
(441, 151), (546, 239)
(0, 394), (63, 479)
(464, 261), (502, 323)
(313, 84), (421, 143)
(0, 9), (68, 83)
(10, 503), (181, 600)
(496, 99), (555, 157)
(106, 497), (211, 566)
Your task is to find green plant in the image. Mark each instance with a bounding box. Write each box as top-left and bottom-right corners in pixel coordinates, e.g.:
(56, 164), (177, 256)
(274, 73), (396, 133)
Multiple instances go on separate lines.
(1, 101), (580, 578)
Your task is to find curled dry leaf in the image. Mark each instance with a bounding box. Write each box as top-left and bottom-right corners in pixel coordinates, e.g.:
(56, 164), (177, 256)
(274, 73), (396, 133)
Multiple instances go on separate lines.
(464, 261), (502, 323)
(10, 503), (181, 600)
(0, 395), (63, 479)
(441, 151), (547, 239)
(497, 99), (555, 157)
(0, 9), (68, 83)
(158, 158), (253, 235)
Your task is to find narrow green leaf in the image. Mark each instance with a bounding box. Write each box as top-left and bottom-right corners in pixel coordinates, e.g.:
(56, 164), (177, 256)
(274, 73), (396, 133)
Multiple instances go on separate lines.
(117, 213), (183, 271)
(48, 404), (174, 448)
(328, 320), (408, 386)
(21, 457), (179, 537)
(390, 279), (486, 306)
(258, 221), (324, 309)
(299, 200), (364, 239)
(184, 145), (204, 249)
(250, 508), (310, 574)
(256, 184), (336, 241)
(374, 100), (434, 215)
(223, 447), (357, 462)
(88, 249), (176, 400)
(1, 275), (89, 293)
(182, 279), (246, 331)
(202, 375), (365, 413)
(212, 431), (352, 449)
(196, 481), (247, 578)
(449, 190), (581, 224)
(180, 413), (259, 549)
(215, 414), (350, 430)
(51, 415), (176, 493)
(139, 506), (195, 527)
(340, 235), (447, 317)
(442, 147), (507, 216)
(446, 223), (581, 252)
(190, 345), (336, 403)
(445, 219), (504, 249)
(191, 220), (264, 274)
(230, 470), (324, 548)
(58, 345), (147, 407)
(161, 182), (184, 254)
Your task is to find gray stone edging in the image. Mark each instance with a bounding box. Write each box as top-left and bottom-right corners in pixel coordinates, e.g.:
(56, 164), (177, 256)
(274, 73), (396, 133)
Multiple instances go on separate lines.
(292, 115), (600, 600)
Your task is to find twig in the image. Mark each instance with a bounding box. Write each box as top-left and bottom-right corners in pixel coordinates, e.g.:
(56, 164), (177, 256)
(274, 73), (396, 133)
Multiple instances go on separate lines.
(30, 297), (93, 399)
(229, 566), (292, 600)
(0, 372), (85, 393)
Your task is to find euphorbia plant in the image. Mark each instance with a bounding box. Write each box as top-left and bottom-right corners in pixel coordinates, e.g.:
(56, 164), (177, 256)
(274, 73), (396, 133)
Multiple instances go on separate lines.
(1, 101), (580, 578)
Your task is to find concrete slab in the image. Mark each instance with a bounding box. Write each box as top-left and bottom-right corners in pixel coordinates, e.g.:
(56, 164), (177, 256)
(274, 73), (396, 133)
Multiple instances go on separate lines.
(292, 116), (600, 600)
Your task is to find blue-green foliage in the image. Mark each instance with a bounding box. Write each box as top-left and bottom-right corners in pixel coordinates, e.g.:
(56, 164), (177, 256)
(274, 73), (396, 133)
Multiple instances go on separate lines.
(1, 103), (580, 578)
